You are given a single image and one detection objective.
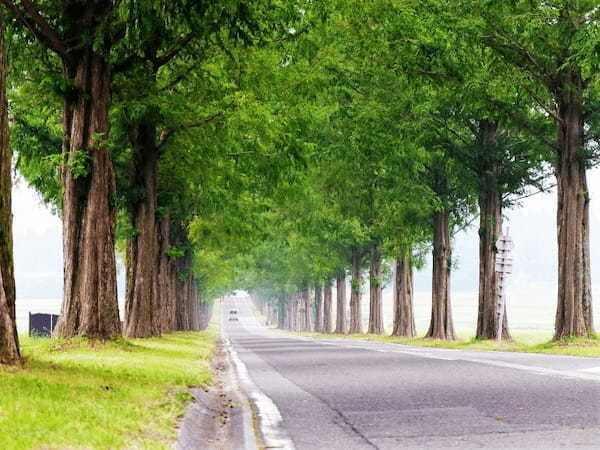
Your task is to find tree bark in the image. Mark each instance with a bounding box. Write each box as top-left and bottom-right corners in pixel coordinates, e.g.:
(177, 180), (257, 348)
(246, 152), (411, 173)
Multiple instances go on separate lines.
(323, 280), (333, 333)
(199, 299), (212, 330)
(335, 272), (347, 334)
(554, 69), (594, 339)
(124, 123), (160, 338)
(188, 279), (200, 331)
(287, 294), (295, 330)
(294, 294), (301, 331)
(314, 281), (323, 333)
(55, 42), (121, 339)
(391, 255), (416, 337)
(175, 255), (195, 331)
(277, 295), (286, 329)
(349, 248), (363, 334)
(368, 244), (384, 334)
(301, 281), (312, 332)
(157, 216), (177, 333)
(0, 16), (20, 364)
(476, 153), (510, 339)
(426, 211), (455, 340)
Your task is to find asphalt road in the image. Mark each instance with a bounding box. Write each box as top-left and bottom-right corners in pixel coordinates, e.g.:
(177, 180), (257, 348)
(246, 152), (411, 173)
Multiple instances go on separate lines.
(222, 297), (600, 449)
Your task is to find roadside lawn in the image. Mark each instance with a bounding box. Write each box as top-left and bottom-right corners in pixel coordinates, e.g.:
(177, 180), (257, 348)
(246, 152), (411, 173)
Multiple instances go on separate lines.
(0, 330), (217, 450)
(294, 331), (600, 357)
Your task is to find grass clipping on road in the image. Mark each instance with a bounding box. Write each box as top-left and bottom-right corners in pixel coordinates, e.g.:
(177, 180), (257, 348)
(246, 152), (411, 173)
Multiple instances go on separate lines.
(0, 330), (217, 449)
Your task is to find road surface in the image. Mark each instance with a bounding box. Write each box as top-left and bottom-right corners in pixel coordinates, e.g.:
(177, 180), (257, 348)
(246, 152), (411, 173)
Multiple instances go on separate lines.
(222, 297), (600, 449)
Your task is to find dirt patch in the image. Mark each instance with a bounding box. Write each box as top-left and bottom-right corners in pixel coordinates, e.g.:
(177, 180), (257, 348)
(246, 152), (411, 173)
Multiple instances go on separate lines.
(177, 339), (254, 450)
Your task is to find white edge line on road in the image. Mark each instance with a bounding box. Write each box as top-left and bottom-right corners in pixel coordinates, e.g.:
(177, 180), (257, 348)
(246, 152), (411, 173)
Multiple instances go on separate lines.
(276, 331), (600, 383)
(316, 338), (600, 382)
(224, 338), (296, 450)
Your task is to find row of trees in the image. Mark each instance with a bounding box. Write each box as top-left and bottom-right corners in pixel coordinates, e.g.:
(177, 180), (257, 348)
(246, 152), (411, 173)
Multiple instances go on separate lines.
(234, 0), (600, 342)
(0, 0), (304, 365)
(1, 1), (599, 365)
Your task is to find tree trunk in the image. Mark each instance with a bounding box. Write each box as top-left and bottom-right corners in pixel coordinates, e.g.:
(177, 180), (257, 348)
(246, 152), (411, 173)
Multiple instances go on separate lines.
(294, 294), (302, 331)
(475, 120), (510, 340)
(288, 294), (295, 331)
(301, 281), (312, 332)
(124, 123), (160, 338)
(314, 281), (323, 333)
(323, 280), (333, 333)
(391, 255), (416, 337)
(157, 216), (177, 333)
(368, 244), (384, 334)
(0, 17), (20, 364)
(349, 248), (363, 334)
(554, 69), (594, 339)
(175, 255), (194, 331)
(426, 211), (455, 340)
(55, 45), (121, 339)
(199, 299), (212, 330)
(476, 177), (510, 339)
(277, 295), (286, 329)
(188, 279), (200, 331)
(335, 272), (347, 334)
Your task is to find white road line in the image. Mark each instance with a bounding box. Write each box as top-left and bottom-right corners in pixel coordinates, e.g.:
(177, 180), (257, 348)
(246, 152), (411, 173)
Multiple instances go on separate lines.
(310, 338), (600, 382)
(222, 300), (295, 450)
(224, 339), (295, 450)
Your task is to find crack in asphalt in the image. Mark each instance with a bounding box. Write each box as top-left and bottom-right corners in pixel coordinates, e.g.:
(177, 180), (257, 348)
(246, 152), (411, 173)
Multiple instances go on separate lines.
(231, 334), (380, 449)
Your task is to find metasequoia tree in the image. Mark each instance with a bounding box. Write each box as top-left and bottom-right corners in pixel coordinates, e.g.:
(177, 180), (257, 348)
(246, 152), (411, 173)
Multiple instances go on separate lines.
(118, 1), (277, 338)
(1, 0), (124, 338)
(463, 0), (600, 338)
(367, 243), (384, 334)
(391, 254), (416, 338)
(0, 13), (19, 364)
(322, 279), (333, 333)
(335, 271), (347, 333)
(314, 280), (323, 332)
(427, 207), (455, 340)
(348, 247), (363, 334)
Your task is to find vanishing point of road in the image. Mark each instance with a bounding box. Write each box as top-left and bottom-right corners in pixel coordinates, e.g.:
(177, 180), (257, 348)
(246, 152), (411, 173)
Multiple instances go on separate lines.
(222, 298), (600, 450)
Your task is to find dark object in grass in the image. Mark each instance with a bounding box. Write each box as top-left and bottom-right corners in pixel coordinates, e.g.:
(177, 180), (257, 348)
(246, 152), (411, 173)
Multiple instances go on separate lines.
(29, 313), (60, 337)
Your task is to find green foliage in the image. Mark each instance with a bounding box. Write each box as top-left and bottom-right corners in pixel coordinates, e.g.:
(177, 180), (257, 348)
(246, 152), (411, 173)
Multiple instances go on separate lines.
(66, 150), (92, 179)
(8, 0), (596, 308)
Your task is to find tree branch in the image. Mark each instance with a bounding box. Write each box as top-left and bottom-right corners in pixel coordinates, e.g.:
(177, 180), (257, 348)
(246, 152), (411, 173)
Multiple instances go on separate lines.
(0, 0), (69, 60)
(482, 25), (555, 89)
(519, 83), (562, 124)
(158, 112), (223, 150)
(487, 97), (559, 152)
(153, 32), (195, 70)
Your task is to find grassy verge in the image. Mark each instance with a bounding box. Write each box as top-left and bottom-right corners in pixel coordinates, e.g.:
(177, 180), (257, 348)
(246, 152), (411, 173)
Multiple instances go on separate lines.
(289, 330), (600, 357)
(0, 329), (218, 450)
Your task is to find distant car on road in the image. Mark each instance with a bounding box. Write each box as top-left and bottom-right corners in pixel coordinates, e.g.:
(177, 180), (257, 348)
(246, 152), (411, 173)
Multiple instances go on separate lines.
(229, 309), (239, 321)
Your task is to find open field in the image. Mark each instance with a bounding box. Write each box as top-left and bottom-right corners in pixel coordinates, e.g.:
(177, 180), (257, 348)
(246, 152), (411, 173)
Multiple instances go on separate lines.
(0, 331), (217, 450)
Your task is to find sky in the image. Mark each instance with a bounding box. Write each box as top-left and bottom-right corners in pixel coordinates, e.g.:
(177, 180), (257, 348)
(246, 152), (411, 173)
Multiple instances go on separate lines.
(11, 167), (600, 300)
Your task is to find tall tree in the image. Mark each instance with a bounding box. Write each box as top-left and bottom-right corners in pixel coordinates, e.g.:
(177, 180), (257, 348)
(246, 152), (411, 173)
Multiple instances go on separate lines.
(367, 243), (384, 334)
(463, 0), (600, 338)
(314, 280), (323, 333)
(391, 255), (416, 338)
(322, 279), (333, 333)
(348, 248), (363, 334)
(335, 271), (347, 334)
(1, 0), (124, 338)
(0, 13), (19, 364)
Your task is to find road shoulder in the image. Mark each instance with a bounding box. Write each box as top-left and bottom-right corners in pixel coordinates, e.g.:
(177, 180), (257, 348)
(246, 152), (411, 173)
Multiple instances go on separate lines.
(177, 339), (257, 450)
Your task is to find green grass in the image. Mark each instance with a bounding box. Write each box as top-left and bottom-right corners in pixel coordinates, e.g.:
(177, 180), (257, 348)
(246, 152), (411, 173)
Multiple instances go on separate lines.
(0, 329), (217, 450)
(290, 331), (600, 357)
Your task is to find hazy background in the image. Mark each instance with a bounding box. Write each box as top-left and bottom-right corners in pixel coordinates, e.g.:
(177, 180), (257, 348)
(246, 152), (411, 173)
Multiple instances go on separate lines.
(14, 167), (600, 335)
